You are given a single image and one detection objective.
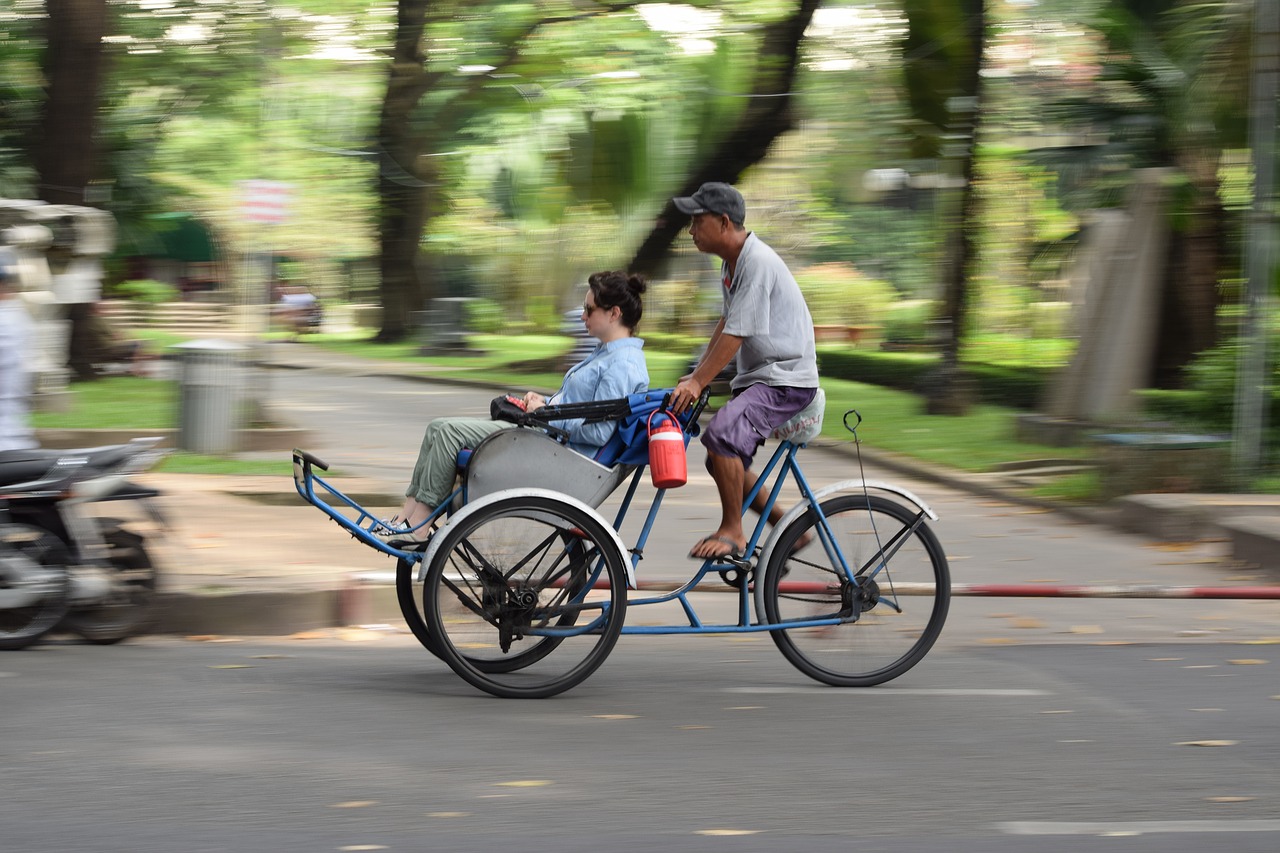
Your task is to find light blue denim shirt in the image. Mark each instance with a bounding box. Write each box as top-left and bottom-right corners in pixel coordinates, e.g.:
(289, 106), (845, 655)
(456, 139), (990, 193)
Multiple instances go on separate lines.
(547, 337), (649, 454)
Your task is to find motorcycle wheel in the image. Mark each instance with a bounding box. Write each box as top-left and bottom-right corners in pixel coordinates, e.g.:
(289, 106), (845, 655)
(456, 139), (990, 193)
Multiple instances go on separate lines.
(0, 524), (72, 651)
(61, 525), (157, 645)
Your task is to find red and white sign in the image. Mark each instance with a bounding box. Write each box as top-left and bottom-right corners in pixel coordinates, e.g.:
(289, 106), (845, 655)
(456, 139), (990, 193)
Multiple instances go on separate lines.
(240, 180), (293, 224)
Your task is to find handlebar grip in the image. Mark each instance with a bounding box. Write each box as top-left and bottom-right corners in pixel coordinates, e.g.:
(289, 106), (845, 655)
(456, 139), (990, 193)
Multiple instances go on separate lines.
(292, 448), (329, 471)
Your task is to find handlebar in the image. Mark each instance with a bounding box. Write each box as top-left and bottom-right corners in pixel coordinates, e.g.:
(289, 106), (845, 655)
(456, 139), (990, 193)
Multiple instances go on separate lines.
(292, 448), (329, 472)
(680, 388), (712, 434)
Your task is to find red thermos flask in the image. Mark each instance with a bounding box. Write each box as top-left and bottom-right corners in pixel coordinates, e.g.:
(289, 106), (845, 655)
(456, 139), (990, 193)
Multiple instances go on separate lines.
(647, 410), (687, 489)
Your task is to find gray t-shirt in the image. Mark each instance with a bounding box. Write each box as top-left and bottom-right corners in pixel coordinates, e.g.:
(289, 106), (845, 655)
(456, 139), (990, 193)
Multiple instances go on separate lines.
(720, 233), (819, 390)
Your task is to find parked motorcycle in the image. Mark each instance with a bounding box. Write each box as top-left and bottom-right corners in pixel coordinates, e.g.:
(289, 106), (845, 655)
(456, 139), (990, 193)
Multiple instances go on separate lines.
(0, 438), (166, 650)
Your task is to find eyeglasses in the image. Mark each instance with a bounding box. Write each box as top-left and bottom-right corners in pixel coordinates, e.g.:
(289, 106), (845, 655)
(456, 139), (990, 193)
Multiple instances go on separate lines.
(582, 302), (600, 315)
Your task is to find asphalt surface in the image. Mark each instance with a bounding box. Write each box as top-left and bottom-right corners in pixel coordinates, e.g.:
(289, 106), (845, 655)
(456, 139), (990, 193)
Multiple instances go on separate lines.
(2, 634), (1278, 852)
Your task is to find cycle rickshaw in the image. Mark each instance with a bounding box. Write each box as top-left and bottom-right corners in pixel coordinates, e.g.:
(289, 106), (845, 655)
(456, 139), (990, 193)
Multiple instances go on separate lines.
(292, 388), (950, 698)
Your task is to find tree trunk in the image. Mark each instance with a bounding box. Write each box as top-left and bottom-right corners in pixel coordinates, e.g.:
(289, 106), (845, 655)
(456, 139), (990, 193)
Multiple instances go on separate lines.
(923, 119), (981, 415)
(628, 0), (821, 276)
(1153, 156), (1222, 388)
(902, 0), (984, 415)
(374, 0), (436, 343)
(36, 0), (109, 206)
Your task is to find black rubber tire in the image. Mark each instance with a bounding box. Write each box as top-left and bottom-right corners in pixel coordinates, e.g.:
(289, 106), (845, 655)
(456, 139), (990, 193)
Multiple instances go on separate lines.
(397, 555), (569, 673)
(761, 494), (950, 687)
(424, 494), (628, 699)
(0, 524), (71, 651)
(62, 525), (158, 645)
(395, 556), (443, 657)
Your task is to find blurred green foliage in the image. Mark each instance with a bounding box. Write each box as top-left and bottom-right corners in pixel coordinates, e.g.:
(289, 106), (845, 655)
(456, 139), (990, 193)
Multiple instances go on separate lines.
(795, 263), (896, 327)
(109, 279), (179, 304)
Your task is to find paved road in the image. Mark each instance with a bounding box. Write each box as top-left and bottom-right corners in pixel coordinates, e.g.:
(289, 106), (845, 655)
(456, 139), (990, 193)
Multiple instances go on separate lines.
(2, 634), (1277, 852)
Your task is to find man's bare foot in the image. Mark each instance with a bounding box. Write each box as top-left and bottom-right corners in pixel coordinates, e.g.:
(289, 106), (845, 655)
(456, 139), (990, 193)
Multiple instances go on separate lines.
(689, 533), (747, 560)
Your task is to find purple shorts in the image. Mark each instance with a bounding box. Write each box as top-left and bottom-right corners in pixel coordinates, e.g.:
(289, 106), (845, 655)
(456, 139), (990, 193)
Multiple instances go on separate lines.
(701, 384), (818, 468)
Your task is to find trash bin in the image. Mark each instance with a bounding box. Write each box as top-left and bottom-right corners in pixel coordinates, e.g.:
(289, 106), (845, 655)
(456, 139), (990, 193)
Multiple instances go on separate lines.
(173, 339), (245, 454)
(417, 297), (474, 354)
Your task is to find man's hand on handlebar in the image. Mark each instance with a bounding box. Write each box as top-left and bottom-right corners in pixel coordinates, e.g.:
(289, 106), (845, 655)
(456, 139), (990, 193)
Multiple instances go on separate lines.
(669, 376), (704, 415)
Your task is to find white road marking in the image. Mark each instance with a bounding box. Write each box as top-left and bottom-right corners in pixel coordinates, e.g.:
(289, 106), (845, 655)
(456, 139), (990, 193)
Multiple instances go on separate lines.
(1000, 821), (1280, 835)
(724, 687), (1050, 696)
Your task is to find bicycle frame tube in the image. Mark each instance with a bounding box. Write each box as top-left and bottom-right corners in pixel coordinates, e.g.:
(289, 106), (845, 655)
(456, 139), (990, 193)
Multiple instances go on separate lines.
(292, 457), (454, 562)
(615, 440), (864, 635)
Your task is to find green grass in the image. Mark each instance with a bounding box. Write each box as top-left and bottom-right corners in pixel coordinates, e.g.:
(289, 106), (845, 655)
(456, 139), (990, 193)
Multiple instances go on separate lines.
(820, 378), (1090, 471)
(135, 329), (193, 351)
(1026, 470), (1102, 504)
(306, 330), (569, 368)
(962, 333), (1075, 367)
(307, 331), (689, 391)
(32, 376), (175, 429)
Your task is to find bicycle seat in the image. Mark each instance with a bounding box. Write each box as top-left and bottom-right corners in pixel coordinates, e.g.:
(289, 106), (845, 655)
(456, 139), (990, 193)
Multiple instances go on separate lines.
(770, 387), (826, 444)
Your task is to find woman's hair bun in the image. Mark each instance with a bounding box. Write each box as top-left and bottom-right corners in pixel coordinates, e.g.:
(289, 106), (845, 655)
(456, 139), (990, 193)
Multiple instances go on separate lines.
(626, 273), (648, 295)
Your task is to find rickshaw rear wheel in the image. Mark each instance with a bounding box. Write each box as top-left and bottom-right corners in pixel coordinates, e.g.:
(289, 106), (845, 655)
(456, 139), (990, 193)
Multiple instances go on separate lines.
(423, 494), (628, 699)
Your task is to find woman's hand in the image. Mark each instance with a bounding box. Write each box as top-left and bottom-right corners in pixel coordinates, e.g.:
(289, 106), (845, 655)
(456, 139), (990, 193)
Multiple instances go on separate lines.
(523, 391), (547, 412)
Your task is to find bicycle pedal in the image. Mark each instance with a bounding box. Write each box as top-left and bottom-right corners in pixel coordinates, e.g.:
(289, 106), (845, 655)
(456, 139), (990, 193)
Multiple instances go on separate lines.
(718, 564), (753, 590)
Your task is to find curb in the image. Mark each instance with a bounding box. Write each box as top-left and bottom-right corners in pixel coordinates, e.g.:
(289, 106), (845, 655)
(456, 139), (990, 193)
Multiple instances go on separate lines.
(152, 583), (408, 636)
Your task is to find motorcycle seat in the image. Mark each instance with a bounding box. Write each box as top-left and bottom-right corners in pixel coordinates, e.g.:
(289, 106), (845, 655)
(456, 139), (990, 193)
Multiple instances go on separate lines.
(0, 444), (141, 488)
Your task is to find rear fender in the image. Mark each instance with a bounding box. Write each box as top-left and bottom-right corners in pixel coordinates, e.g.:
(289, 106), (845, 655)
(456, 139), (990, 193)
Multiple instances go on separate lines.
(417, 487), (633, 589)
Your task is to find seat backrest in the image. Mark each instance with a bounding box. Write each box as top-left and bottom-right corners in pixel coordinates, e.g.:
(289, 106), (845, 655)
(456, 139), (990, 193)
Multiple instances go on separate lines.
(591, 388), (693, 468)
(770, 387), (826, 444)
(465, 428), (633, 508)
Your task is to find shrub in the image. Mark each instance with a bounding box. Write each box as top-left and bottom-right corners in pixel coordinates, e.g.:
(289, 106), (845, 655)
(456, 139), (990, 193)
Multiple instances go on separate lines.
(816, 347), (936, 392)
(646, 279), (706, 335)
(111, 279), (178, 303)
(1029, 301), (1073, 339)
(881, 299), (934, 344)
(464, 298), (505, 334)
(816, 345), (1054, 409)
(795, 263), (896, 327)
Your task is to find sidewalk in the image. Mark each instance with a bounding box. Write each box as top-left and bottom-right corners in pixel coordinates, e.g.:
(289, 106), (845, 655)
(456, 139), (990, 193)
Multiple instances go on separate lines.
(49, 342), (1280, 637)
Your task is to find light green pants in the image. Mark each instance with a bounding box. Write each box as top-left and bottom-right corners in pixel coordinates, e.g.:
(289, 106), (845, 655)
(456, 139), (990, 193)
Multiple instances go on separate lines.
(405, 417), (513, 507)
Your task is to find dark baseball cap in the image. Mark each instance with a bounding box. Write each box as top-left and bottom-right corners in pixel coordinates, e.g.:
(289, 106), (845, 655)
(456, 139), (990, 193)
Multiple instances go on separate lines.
(672, 182), (746, 225)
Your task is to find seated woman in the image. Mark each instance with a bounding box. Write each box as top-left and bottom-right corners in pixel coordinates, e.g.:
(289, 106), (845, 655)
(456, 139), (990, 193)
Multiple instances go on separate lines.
(377, 270), (649, 547)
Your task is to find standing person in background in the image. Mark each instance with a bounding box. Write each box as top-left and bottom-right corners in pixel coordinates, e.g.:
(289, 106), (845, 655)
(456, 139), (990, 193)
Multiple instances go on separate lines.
(666, 183), (820, 562)
(0, 247), (38, 453)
